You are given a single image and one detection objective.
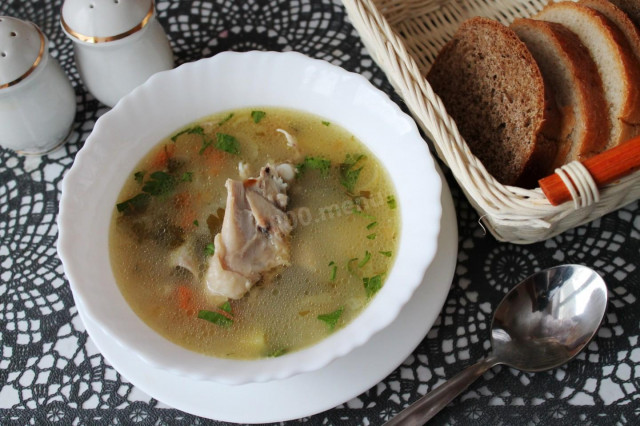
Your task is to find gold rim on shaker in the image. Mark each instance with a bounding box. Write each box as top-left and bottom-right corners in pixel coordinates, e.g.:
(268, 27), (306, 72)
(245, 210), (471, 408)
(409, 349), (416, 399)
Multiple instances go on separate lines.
(60, 0), (154, 44)
(0, 24), (46, 90)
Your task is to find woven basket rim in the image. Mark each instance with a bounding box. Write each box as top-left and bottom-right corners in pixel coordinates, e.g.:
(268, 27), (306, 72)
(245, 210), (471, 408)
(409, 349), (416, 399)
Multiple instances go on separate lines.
(341, 0), (640, 243)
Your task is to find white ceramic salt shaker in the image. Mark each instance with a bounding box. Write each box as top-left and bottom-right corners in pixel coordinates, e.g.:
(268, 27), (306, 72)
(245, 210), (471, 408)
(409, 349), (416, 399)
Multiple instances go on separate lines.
(0, 17), (76, 155)
(61, 0), (174, 107)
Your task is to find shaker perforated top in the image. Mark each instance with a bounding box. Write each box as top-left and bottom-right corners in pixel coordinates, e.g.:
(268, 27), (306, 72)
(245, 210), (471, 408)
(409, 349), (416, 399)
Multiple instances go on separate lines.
(0, 16), (46, 89)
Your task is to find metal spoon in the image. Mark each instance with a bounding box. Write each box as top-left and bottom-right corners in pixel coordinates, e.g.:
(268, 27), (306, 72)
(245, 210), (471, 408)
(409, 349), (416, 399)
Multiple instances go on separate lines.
(385, 264), (608, 426)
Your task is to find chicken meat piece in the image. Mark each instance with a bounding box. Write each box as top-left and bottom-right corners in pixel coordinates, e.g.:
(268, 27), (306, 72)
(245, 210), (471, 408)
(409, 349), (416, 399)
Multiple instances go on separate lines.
(204, 163), (296, 299)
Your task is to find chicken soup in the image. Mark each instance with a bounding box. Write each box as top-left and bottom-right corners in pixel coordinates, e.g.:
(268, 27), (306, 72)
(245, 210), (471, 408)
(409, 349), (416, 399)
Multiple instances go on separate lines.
(110, 107), (399, 359)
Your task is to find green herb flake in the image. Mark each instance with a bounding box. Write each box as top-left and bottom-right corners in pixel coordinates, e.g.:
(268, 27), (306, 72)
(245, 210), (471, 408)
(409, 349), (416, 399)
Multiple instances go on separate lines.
(387, 195), (397, 210)
(116, 193), (151, 213)
(366, 221), (377, 230)
(251, 110), (266, 123)
(340, 168), (362, 192)
(220, 301), (232, 313)
(142, 171), (177, 197)
(298, 156), (331, 176)
(215, 133), (240, 155)
(198, 135), (214, 155)
(351, 208), (376, 221)
(363, 275), (383, 298)
(218, 113), (234, 126)
(329, 261), (337, 281)
(171, 125), (205, 142)
(205, 242), (215, 256)
(268, 348), (288, 358)
(379, 251), (392, 257)
(366, 233), (377, 240)
(198, 309), (233, 328)
(339, 154), (366, 193)
(317, 307), (344, 330)
(181, 171), (193, 182)
(134, 171), (145, 184)
(321, 121), (331, 126)
(358, 251), (371, 268)
(193, 220), (199, 227)
(344, 153), (366, 167)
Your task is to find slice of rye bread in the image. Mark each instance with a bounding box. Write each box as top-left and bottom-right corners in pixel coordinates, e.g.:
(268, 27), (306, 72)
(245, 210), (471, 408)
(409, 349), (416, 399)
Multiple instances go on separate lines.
(535, 2), (640, 149)
(511, 18), (609, 167)
(607, 0), (640, 28)
(581, 0), (640, 62)
(426, 17), (560, 188)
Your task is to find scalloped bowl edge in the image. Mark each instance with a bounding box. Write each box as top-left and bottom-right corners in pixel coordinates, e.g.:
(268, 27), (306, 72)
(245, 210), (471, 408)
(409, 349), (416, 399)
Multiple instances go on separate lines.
(57, 51), (442, 385)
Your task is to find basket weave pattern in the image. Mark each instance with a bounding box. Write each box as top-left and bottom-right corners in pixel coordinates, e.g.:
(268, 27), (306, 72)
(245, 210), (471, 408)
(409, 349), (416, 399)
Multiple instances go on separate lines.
(342, 0), (640, 243)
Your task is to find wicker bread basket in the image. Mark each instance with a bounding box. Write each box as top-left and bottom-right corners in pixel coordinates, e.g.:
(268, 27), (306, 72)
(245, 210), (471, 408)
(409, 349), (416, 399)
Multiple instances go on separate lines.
(342, 0), (640, 244)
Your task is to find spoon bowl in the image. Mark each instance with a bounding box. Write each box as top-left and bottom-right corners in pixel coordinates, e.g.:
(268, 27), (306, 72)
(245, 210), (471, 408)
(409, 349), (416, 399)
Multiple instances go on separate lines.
(491, 264), (607, 372)
(386, 264), (607, 425)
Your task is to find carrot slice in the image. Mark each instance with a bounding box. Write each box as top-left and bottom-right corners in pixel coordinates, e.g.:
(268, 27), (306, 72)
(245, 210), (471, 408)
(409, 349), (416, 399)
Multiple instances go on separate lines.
(173, 192), (198, 229)
(177, 285), (196, 315)
(151, 144), (176, 169)
(202, 149), (225, 173)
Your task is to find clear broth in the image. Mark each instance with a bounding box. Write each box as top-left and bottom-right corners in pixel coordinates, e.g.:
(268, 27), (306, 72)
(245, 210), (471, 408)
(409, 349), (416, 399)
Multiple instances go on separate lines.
(109, 107), (399, 359)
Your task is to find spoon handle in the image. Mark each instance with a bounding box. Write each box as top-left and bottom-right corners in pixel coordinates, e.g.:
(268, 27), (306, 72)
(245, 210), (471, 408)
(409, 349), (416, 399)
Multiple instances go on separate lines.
(384, 356), (499, 426)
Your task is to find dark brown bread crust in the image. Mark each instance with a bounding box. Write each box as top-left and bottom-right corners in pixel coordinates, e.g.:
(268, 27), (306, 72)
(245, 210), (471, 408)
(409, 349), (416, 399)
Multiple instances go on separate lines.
(536, 2), (640, 147)
(511, 18), (610, 166)
(427, 17), (559, 188)
(608, 0), (640, 28)
(581, 0), (640, 66)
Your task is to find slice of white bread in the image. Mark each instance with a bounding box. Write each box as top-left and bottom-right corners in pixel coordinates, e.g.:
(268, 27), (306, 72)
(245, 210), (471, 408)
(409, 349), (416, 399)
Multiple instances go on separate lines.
(607, 0), (640, 28)
(581, 0), (640, 62)
(535, 2), (640, 149)
(511, 18), (609, 167)
(426, 17), (559, 188)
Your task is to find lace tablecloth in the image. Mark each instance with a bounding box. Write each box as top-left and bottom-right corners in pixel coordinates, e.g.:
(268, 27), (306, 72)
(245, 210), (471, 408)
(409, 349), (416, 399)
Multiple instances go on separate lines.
(1, 0), (639, 424)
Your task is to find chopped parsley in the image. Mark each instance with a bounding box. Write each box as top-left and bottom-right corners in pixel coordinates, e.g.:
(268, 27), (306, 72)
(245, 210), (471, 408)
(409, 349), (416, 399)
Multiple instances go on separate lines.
(198, 136), (214, 154)
(142, 171), (177, 197)
(317, 307), (344, 330)
(197, 132), (241, 155)
(366, 233), (377, 240)
(215, 133), (240, 155)
(339, 154), (366, 193)
(116, 193), (151, 213)
(297, 156), (331, 176)
(329, 261), (337, 281)
(379, 251), (392, 257)
(198, 308), (233, 327)
(193, 220), (199, 227)
(218, 113), (234, 126)
(251, 110), (266, 123)
(268, 348), (288, 358)
(387, 195), (397, 210)
(363, 275), (383, 298)
(134, 171), (145, 184)
(366, 221), (377, 230)
(205, 242), (215, 256)
(117, 170), (183, 214)
(171, 125), (205, 142)
(181, 172), (193, 182)
(358, 251), (371, 268)
(322, 121), (331, 126)
(351, 208), (376, 221)
(220, 301), (232, 313)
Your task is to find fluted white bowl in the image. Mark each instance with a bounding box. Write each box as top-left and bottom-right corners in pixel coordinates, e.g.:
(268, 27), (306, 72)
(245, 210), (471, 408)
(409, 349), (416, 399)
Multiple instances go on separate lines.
(58, 51), (442, 385)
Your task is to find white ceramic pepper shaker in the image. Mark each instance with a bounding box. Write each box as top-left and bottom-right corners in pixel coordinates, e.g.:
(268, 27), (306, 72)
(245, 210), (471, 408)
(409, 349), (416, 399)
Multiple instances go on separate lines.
(61, 0), (174, 107)
(0, 16), (76, 155)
